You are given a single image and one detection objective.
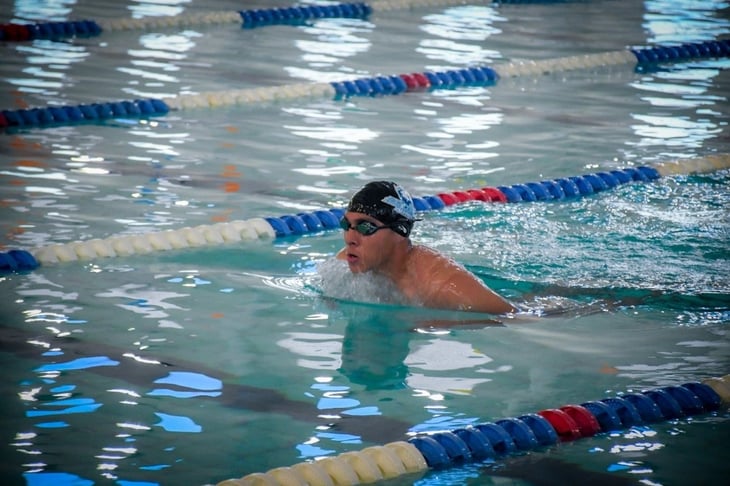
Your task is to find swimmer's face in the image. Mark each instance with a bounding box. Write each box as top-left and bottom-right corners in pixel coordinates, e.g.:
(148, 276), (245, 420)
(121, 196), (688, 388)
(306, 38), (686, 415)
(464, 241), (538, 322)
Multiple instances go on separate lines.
(341, 211), (401, 273)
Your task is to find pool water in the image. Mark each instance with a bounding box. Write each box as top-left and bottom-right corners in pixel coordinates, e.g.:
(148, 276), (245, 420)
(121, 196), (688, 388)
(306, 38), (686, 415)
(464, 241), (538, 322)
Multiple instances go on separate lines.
(1, 0), (729, 485)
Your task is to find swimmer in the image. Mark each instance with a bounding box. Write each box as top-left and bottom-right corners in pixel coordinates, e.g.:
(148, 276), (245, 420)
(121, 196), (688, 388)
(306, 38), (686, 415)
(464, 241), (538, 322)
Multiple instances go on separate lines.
(337, 181), (517, 315)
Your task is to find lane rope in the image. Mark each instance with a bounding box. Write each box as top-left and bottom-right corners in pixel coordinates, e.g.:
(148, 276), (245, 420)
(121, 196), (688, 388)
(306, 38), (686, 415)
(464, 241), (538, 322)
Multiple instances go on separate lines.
(0, 1), (576, 41)
(212, 373), (730, 485)
(1, 39), (728, 130)
(1, 154), (728, 274)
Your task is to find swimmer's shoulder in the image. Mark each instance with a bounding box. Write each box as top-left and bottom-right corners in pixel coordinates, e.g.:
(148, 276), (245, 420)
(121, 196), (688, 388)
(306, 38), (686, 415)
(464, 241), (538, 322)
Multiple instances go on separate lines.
(410, 245), (465, 272)
(407, 245), (468, 286)
(408, 245), (438, 268)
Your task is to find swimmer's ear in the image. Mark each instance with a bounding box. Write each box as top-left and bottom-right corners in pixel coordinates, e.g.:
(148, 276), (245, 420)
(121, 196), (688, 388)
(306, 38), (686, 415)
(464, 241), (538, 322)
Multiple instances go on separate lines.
(399, 217), (422, 238)
(392, 220), (414, 238)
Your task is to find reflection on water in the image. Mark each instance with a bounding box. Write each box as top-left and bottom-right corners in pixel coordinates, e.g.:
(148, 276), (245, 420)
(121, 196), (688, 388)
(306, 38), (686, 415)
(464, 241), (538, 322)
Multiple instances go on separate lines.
(121, 31), (202, 98)
(128, 0), (190, 19)
(97, 282), (189, 322)
(643, 0), (730, 44)
(6, 42), (89, 96)
(277, 332), (342, 370)
(418, 5), (504, 65)
(629, 71), (726, 148)
(286, 17), (375, 82)
(633, 0), (730, 154)
(11, 0), (74, 21)
(297, 19), (373, 60)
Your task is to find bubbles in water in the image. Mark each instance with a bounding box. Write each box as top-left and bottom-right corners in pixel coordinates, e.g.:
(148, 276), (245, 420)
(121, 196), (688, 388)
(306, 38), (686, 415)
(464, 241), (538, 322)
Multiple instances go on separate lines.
(315, 258), (407, 306)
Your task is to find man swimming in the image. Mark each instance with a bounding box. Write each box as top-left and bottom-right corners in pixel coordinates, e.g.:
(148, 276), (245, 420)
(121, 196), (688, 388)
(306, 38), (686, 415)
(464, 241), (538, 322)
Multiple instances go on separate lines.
(336, 181), (517, 314)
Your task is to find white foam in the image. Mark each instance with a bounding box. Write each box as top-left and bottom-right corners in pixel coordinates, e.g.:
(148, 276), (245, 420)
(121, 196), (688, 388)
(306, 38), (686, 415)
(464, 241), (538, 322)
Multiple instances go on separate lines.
(316, 259), (408, 306)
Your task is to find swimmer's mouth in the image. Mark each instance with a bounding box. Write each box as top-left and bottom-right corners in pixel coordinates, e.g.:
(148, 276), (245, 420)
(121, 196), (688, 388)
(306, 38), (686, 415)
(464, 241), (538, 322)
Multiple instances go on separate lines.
(344, 251), (362, 267)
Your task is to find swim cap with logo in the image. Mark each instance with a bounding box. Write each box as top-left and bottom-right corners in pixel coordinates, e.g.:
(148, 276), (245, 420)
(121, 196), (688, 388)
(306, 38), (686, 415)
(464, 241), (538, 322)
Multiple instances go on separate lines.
(347, 181), (417, 237)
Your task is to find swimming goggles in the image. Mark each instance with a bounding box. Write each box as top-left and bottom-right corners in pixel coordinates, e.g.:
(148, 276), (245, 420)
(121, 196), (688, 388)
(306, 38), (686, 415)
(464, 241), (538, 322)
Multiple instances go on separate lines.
(339, 217), (392, 236)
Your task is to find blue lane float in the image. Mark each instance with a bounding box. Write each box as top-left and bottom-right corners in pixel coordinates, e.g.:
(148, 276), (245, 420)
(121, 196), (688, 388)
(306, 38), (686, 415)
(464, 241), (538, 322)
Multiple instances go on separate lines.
(0, 19), (102, 41)
(0, 98), (169, 129)
(1, 39), (729, 130)
(240, 2), (372, 29)
(212, 376), (729, 485)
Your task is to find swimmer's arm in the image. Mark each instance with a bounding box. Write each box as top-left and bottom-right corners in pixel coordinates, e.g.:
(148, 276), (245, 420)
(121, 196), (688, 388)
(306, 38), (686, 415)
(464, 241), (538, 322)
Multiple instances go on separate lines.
(336, 248), (345, 260)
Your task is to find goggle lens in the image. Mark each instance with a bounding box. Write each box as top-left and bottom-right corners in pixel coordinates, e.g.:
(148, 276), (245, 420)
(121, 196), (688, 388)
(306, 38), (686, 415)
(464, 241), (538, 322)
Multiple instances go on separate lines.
(339, 217), (384, 236)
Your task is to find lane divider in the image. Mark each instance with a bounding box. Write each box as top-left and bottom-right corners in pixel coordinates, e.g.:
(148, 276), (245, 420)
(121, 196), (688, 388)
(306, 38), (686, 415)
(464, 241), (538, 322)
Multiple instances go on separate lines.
(1, 40), (728, 130)
(0, 1), (566, 41)
(1, 154), (728, 274)
(212, 374), (730, 485)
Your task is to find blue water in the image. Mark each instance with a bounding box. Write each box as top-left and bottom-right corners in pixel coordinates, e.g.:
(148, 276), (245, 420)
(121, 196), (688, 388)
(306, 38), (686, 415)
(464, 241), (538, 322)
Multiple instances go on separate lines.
(1, 0), (729, 485)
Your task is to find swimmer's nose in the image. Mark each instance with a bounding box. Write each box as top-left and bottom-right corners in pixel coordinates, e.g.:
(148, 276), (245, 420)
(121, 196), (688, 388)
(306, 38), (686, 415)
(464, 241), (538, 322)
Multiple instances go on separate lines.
(343, 228), (360, 245)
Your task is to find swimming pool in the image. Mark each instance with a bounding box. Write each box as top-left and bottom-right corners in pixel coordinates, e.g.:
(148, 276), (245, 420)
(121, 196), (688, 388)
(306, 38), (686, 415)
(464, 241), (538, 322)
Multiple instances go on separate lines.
(1, 0), (729, 484)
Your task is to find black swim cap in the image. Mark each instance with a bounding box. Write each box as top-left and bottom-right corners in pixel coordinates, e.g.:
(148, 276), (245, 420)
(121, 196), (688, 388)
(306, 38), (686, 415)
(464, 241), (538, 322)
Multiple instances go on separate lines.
(347, 181), (417, 237)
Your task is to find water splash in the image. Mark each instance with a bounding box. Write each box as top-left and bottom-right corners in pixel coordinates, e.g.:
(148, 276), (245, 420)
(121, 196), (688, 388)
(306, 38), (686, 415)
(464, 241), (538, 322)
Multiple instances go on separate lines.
(315, 258), (408, 306)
